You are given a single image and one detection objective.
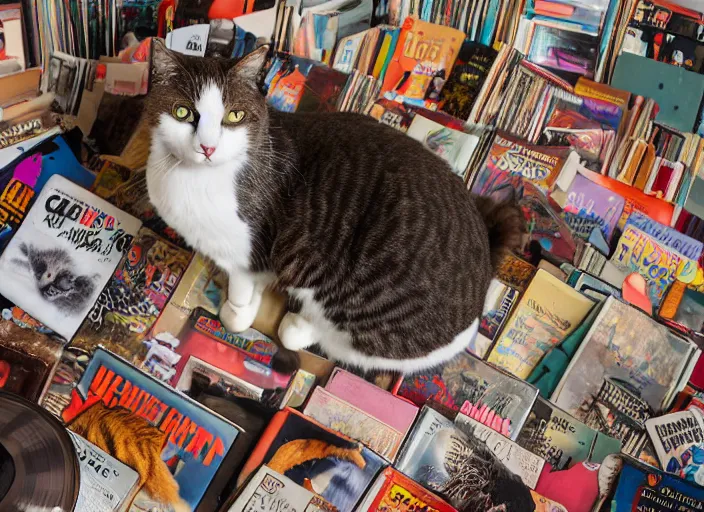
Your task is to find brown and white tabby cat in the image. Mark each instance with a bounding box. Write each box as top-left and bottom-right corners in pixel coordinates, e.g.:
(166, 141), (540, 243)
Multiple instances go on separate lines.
(145, 40), (524, 374)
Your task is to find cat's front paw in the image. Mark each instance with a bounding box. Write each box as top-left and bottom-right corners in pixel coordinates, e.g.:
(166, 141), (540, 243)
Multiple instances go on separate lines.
(220, 300), (258, 332)
(278, 312), (315, 351)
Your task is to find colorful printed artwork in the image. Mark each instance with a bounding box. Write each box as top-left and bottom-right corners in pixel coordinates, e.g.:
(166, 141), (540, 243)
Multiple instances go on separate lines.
(360, 467), (456, 512)
(487, 270), (594, 380)
(0, 175), (141, 340)
(397, 351), (537, 440)
(62, 347), (242, 510)
(516, 397), (621, 471)
(562, 173), (625, 242)
(0, 136), (96, 254)
(495, 254), (536, 292)
(553, 296), (694, 418)
(611, 458), (704, 512)
(646, 410), (704, 482)
(473, 279), (519, 358)
(72, 228), (191, 363)
(304, 386), (404, 461)
(239, 409), (386, 512)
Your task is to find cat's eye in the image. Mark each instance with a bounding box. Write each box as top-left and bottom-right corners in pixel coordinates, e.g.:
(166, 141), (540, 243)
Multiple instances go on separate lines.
(172, 105), (195, 122)
(225, 110), (245, 124)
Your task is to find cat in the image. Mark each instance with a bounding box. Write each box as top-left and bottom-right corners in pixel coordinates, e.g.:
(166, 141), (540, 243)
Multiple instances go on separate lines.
(145, 40), (524, 374)
(68, 401), (190, 512)
(12, 243), (97, 314)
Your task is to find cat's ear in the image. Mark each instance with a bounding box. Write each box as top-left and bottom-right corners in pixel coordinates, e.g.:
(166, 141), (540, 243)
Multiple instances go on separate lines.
(230, 45), (270, 82)
(151, 37), (180, 85)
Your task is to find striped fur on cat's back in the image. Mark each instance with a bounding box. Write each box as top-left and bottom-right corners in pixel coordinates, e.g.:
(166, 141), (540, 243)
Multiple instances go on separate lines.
(145, 42), (525, 374)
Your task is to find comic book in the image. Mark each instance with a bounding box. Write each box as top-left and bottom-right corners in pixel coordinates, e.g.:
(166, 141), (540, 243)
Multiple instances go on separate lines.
(0, 135), (96, 254)
(381, 17), (464, 103)
(303, 386), (404, 461)
(474, 279), (520, 358)
(0, 174), (141, 340)
(486, 270), (594, 379)
(61, 347), (244, 512)
(357, 467), (456, 512)
(396, 351), (537, 441)
(72, 227), (191, 364)
(236, 407), (386, 512)
(223, 466), (337, 512)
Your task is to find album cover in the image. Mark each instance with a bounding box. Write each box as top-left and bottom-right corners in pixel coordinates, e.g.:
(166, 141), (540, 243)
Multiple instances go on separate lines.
(223, 465), (337, 512)
(397, 351), (537, 441)
(486, 269), (594, 379)
(165, 309), (290, 392)
(0, 135), (96, 254)
(516, 397), (621, 471)
(0, 174), (141, 340)
(280, 369), (317, 409)
(237, 407), (386, 512)
(69, 431), (140, 512)
(646, 410), (704, 480)
(495, 253), (536, 292)
(326, 367), (418, 437)
(357, 466), (456, 512)
(395, 406), (534, 510)
(176, 355), (265, 402)
(561, 173), (626, 242)
(62, 347), (244, 511)
(552, 296), (694, 417)
(303, 386), (404, 461)
(610, 457), (704, 511)
(474, 279), (520, 358)
(72, 227), (191, 364)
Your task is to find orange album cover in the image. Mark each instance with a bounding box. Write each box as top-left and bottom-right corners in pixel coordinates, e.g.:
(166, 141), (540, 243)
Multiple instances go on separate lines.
(380, 17), (464, 100)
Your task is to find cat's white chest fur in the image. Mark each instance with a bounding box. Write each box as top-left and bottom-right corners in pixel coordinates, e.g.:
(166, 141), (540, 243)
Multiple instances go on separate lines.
(146, 158), (251, 272)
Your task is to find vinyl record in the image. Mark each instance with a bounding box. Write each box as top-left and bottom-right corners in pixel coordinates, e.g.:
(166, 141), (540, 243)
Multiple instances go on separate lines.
(0, 390), (79, 512)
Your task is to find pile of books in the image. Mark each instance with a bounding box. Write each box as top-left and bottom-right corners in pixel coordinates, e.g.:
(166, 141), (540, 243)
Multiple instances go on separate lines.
(2, 0), (704, 511)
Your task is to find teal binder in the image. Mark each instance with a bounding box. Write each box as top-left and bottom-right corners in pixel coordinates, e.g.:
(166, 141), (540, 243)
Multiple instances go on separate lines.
(611, 52), (704, 133)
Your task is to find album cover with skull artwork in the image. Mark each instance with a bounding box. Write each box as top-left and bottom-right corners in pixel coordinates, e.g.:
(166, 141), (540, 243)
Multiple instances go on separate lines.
(0, 174), (141, 340)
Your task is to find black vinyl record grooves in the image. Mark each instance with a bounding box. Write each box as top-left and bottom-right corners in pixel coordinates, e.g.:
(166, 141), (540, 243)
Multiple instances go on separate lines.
(0, 391), (79, 512)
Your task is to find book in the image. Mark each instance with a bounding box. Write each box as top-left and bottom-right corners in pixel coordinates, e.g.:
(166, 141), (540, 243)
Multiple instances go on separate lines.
(471, 132), (571, 191)
(552, 296), (695, 418)
(516, 396), (621, 470)
(223, 465), (337, 512)
(356, 466), (456, 512)
(560, 172), (625, 242)
(455, 412), (545, 489)
(164, 308), (291, 391)
(0, 134), (96, 254)
(380, 17), (464, 103)
(71, 227), (191, 364)
(69, 431), (140, 512)
(236, 407), (386, 512)
(396, 351), (537, 440)
(439, 41), (497, 121)
(625, 211), (703, 262)
(395, 406), (534, 510)
(0, 174), (141, 340)
(280, 368), (317, 409)
(611, 220), (684, 308)
(325, 367), (418, 436)
(149, 253), (228, 345)
(405, 114), (480, 179)
(646, 410), (704, 478)
(61, 347), (244, 511)
(495, 253), (536, 292)
(176, 356), (265, 402)
(473, 278), (519, 358)
(303, 386), (404, 461)
(610, 457), (704, 511)
(486, 269), (594, 379)
(0, 315), (63, 402)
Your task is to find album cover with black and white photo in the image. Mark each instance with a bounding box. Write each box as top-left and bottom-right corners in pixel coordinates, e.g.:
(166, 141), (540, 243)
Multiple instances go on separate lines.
(0, 174), (141, 340)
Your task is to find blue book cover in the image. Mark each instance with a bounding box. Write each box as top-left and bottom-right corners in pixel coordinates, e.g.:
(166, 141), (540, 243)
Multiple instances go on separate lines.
(61, 347), (242, 510)
(0, 135), (95, 253)
(612, 457), (704, 511)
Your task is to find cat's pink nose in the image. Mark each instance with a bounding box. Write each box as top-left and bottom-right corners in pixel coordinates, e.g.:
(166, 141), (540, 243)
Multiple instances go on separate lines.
(200, 145), (216, 158)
